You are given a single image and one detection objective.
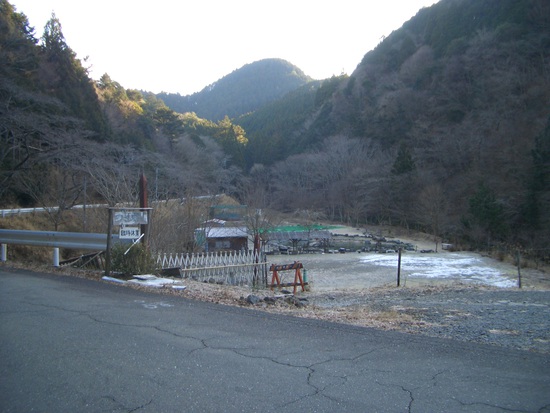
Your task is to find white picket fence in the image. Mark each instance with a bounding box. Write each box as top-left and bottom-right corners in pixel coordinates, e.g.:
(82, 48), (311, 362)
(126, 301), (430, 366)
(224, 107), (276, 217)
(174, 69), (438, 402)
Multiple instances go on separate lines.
(156, 250), (269, 286)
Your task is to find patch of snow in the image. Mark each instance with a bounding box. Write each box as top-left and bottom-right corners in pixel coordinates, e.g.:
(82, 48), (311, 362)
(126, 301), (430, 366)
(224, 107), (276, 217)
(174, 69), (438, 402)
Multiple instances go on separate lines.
(360, 252), (517, 288)
(128, 276), (183, 288)
(132, 274), (158, 280)
(102, 276), (126, 284)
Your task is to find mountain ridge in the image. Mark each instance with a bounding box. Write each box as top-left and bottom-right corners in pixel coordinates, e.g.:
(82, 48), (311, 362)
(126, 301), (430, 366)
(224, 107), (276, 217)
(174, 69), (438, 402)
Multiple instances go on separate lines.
(157, 58), (312, 121)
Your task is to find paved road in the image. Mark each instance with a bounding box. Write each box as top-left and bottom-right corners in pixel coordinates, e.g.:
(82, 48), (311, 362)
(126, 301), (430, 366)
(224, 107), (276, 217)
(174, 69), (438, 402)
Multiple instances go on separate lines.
(1, 268), (549, 413)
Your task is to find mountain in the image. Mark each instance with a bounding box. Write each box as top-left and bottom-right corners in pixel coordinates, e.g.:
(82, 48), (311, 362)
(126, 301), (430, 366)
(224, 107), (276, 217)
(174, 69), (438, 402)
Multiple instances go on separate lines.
(157, 58), (312, 121)
(238, 0), (550, 249)
(243, 0), (550, 155)
(236, 75), (347, 166)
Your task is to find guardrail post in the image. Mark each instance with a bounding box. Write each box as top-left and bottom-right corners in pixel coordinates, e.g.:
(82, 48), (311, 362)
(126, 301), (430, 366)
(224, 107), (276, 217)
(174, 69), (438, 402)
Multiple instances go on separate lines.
(1, 243), (6, 262)
(53, 247), (60, 267)
(105, 208), (113, 277)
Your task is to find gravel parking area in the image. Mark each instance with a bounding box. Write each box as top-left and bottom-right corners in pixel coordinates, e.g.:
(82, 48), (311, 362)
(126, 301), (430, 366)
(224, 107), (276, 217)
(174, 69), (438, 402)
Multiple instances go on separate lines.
(304, 285), (550, 354)
(264, 230), (550, 354)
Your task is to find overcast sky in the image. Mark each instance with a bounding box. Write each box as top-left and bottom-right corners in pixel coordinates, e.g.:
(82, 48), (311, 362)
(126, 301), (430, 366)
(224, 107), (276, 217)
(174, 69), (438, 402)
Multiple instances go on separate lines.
(10, 0), (438, 95)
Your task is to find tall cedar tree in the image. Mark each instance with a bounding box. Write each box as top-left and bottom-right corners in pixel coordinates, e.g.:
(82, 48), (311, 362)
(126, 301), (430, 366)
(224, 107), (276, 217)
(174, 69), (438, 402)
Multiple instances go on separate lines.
(39, 13), (107, 138)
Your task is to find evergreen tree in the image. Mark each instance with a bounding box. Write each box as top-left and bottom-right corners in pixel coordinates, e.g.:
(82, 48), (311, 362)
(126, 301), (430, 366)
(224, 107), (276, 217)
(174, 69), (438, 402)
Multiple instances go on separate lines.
(391, 143), (415, 175)
(39, 13), (107, 138)
(468, 183), (508, 242)
(0, 0), (39, 86)
(524, 116), (550, 230)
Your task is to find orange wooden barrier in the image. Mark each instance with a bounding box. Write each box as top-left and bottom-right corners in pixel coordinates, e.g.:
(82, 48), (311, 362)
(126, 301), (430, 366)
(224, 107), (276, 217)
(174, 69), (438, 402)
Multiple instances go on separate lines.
(269, 261), (306, 294)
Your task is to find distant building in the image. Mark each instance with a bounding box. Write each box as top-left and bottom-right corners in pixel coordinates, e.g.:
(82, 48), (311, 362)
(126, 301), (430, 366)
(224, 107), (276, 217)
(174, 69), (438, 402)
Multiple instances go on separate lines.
(195, 225), (250, 252)
(203, 218), (227, 228)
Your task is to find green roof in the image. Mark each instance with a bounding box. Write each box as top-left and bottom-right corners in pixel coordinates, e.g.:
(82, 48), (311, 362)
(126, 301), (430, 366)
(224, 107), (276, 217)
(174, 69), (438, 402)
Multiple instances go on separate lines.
(265, 225), (339, 233)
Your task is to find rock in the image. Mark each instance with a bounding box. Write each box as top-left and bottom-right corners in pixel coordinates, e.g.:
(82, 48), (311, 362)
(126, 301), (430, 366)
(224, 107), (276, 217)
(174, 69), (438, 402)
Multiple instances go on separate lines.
(246, 294), (261, 305)
(264, 297), (277, 304)
(294, 300), (305, 308)
(284, 296), (306, 308)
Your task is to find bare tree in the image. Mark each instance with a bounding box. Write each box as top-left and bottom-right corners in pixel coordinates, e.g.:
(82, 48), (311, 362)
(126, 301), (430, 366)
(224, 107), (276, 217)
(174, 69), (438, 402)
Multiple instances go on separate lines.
(17, 155), (84, 230)
(416, 183), (448, 252)
(292, 209), (325, 249)
(0, 78), (96, 202)
(149, 190), (223, 254)
(171, 134), (242, 196)
(237, 167), (282, 252)
(81, 143), (142, 207)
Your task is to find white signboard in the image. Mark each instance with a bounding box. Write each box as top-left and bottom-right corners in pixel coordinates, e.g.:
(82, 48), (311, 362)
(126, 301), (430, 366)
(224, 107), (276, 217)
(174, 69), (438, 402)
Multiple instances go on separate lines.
(113, 210), (148, 226)
(119, 227), (141, 239)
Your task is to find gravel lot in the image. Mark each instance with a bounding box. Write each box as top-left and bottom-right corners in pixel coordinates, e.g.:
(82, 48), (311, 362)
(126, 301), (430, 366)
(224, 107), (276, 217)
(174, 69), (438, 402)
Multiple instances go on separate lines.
(302, 285), (550, 354)
(258, 229), (550, 354)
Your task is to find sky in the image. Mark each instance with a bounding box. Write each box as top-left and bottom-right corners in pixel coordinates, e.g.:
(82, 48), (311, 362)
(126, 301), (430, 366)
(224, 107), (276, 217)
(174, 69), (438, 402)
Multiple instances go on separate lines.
(9, 0), (438, 96)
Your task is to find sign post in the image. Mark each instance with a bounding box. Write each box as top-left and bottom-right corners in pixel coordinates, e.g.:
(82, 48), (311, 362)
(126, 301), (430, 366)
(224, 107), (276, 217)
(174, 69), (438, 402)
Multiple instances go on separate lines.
(104, 207), (152, 277)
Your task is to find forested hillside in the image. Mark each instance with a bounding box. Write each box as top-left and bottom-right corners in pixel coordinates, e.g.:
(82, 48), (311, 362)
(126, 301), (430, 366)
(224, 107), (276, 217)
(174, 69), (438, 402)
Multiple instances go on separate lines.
(240, 0), (550, 255)
(0, 0), (248, 219)
(1, 0), (549, 259)
(157, 59), (312, 121)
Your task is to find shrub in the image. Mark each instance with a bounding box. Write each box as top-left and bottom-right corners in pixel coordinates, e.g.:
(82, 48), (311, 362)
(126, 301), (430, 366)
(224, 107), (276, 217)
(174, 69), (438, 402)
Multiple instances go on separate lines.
(110, 243), (156, 276)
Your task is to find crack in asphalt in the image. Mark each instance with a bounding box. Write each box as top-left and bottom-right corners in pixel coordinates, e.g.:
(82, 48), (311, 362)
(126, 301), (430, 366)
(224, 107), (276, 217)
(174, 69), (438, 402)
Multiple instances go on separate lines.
(374, 380), (417, 412)
(17, 296), (550, 411)
(27, 300), (392, 407)
(270, 348), (384, 408)
(401, 385), (414, 413)
(456, 399), (534, 412)
(101, 395), (153, 413)
(128, 398), (153, 412)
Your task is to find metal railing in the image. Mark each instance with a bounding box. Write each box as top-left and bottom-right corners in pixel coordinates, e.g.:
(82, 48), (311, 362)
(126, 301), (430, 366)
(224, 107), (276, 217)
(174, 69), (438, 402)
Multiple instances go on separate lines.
(0, 229), (124, 266)
(0, 204), (108, 218)
(0, 229), (121, 250)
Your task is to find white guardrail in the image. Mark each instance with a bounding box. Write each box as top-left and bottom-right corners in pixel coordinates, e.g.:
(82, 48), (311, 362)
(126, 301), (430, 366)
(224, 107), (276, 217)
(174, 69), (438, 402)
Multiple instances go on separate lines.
(0, 229), (124, 266)
(0, 204), (108, 218)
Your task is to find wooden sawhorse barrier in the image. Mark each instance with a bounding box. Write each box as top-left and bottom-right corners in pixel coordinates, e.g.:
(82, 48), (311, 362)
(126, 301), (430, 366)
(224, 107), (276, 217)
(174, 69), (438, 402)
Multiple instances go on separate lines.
(269, 261), (306, 294)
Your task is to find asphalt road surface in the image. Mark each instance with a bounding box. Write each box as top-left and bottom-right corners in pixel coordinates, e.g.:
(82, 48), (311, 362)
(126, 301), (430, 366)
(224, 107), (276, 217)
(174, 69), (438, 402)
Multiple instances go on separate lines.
(1, 267), (549, 413)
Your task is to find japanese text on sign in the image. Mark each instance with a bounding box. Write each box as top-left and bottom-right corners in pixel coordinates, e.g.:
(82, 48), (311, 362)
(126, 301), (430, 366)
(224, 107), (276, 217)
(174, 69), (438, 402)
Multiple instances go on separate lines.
(119, 227), (141, 239)
(113, 210), (148, 226)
